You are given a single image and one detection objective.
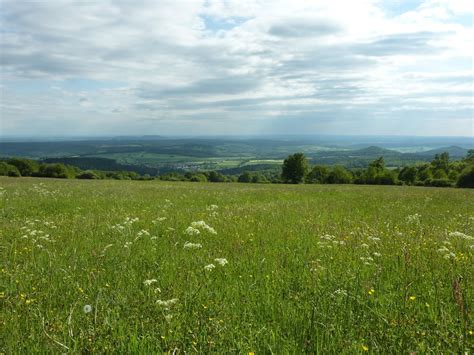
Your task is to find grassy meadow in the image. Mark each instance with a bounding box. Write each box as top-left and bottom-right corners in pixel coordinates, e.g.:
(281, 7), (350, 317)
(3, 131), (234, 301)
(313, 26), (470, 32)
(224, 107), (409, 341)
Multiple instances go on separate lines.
(1, 177), (473, 353)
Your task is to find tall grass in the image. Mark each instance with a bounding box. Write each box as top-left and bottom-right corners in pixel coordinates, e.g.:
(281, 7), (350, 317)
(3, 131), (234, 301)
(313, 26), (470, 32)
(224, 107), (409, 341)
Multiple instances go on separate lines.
(1, 178), (473, 352)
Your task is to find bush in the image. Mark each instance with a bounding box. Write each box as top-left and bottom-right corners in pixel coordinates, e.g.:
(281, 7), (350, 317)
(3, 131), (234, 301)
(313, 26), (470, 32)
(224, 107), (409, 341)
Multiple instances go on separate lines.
(327, 166), (352, 184)
(0, 162), (21, 177)
(457, 166), (474, 188)
(238, 172), (252, 183)
(208, 171), (226, 183)
(425, 178), (454, 187)
(7, 158), (38, 176)
(38, 163), (70, 178)
(307, 165), (329, 184)
(189, 173), (208, 182)
(77, 170), (101, 179)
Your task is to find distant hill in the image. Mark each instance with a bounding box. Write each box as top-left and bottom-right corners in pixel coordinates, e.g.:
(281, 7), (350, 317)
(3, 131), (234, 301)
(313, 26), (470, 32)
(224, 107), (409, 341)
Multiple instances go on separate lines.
(42, 157), (159, 175)
(417, 146), (468, 158)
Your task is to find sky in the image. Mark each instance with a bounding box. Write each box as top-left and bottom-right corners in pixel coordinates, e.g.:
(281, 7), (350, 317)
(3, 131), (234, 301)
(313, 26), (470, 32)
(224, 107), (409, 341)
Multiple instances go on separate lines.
(0, 0), (473, 137)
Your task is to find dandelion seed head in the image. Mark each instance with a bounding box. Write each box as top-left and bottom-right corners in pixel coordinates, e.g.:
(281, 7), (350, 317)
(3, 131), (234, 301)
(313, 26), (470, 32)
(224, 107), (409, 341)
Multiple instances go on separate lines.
(83, 304), (92, 314)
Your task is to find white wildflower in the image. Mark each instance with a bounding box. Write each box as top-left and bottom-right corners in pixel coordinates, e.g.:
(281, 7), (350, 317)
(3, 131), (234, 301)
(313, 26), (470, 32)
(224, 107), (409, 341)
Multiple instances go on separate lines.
(373, 252), (382, 257)
(437, 246), (450, 253)
(185, 226), (200, 236)
(333, 289), (348, 296)
(206, 205), (218, 211)
(214, 258), (228, 266)
(191, 221), (217, 235)
(204, 264), (215, 271)
(406, 214), (421, 223)
(361, 243), (369, 248)
(449, 231), (473, 240)
(83, 305), (92, 314)
(183, 242), (202, 249)
(156, 298), (178, 309)
(143, 279), (158, 286)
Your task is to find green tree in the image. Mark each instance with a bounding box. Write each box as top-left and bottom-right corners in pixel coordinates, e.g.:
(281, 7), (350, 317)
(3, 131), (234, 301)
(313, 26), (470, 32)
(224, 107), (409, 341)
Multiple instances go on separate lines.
(398, 166), (417, 185)
(281, 153), (309, 184)
(431, 152), (450, 173)
(327, 166), (352, 184)
(0, 162), (21, 177)
(238, 172), (252, 183)
(7, 158), (38, 176)
(208, 171), (226, 182)
(39, 163), (70, 178)
(307, 165), (329, 184)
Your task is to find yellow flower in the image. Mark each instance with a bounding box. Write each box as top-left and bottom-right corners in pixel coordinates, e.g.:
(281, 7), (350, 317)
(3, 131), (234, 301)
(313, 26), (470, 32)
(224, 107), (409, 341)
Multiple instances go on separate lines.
(368, 289), (375, 296)
(468, 330), (473, 336)
(361, 344), (369, 351)
(409, 296), (416, 301)
(249, 352), (255, 355)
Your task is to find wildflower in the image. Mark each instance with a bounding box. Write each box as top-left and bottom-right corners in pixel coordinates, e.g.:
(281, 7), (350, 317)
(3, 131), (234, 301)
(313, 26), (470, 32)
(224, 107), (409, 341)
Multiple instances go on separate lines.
(409, 296), (416, 301)
(333, 289), (348, 297)
(406, 214), (421, 223)
(143, 279), (158, 286)
(449, 231), (473, 240)
(468, 330), (473, 336)
(191, 221), (217, 234)
(204, 264), (216, 271)
(156, 298), (178, 309)
(206, 205), (218, 211)
(214, 258), (228, 266)
(83, 304), (92, 314)
(185, 226), (200, 236)
(361, 243), (369, 248)
(368, 289), (375, 296)
(361, 344), (369, 351)
(373, 252), (382, 257)
(183, 242), (202, 249)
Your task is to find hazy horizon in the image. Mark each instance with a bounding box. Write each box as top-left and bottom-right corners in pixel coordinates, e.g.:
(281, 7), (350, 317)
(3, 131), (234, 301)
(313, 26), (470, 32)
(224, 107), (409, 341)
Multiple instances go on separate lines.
(1, 0), (473, 137)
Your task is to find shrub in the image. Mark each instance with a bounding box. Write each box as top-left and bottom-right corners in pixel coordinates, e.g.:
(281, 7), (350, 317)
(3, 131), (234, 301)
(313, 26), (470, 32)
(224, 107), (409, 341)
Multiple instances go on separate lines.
(457, 166), (474, 188)
(77, 170), (101, 179)
(307, 165), (329, 184)
(0, 162), (21, 177)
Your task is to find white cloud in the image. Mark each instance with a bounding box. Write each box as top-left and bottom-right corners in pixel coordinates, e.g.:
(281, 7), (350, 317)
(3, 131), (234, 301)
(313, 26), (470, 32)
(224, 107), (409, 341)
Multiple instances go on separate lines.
(0, 0), (472, 136)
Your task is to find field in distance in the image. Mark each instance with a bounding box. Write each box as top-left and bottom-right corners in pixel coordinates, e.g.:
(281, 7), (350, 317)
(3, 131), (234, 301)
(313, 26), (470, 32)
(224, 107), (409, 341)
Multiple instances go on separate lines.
(1, 177), (473, 352)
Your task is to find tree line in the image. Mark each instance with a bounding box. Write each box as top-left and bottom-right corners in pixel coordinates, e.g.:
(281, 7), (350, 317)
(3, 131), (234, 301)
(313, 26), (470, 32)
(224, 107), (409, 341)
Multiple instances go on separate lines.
(281, 151), (474, 188)
(1, 150), (473, 188)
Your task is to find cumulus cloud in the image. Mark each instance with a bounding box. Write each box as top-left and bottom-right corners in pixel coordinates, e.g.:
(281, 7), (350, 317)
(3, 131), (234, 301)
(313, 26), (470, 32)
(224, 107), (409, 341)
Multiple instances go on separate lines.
(0, 0), (472, 136)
